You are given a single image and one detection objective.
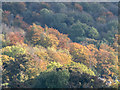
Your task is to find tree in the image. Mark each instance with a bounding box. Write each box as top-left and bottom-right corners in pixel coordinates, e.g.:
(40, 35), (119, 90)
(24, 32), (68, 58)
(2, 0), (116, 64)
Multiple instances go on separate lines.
(86, 27), (99, 39)
(39, 8), (54, 26)
(33, 69), (70, 88)
(96, 44), (118, 80)
(69, 21), (99, 42)
(6, 31), (24, 45)
(2, 2), (26, 15)
(75, 3), (83, 12)
(47, 47), (72, 65)
(69, 43), (97, 67)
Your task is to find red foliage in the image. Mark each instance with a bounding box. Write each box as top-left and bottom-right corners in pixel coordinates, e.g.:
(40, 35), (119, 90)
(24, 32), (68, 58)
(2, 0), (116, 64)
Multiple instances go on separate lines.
(97, 17), (106, 23)
(7, 31), (24, 45)
(41, 2), (50, 8)
(103, 11), (114, 17)
(75, 3), (83, 12)
(2, 11), (28, 29)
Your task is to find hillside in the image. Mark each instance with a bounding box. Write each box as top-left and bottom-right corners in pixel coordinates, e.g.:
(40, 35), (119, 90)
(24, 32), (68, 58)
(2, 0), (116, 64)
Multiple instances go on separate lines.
(2, 2), (118, 43)
(1, 2), (120, 88)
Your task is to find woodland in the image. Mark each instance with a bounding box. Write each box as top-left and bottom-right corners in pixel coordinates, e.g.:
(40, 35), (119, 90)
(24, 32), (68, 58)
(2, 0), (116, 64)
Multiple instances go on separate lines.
(0, 2), (120, 88)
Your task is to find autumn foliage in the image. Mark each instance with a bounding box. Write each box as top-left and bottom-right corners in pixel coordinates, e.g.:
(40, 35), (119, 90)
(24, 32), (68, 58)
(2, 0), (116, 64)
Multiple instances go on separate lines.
(6, 32), (24, 45)
(26, 24), (71, 49)
(1, 23), (119, 88)
(75, 3), (83, 12)
(1, 2), (119, 88)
